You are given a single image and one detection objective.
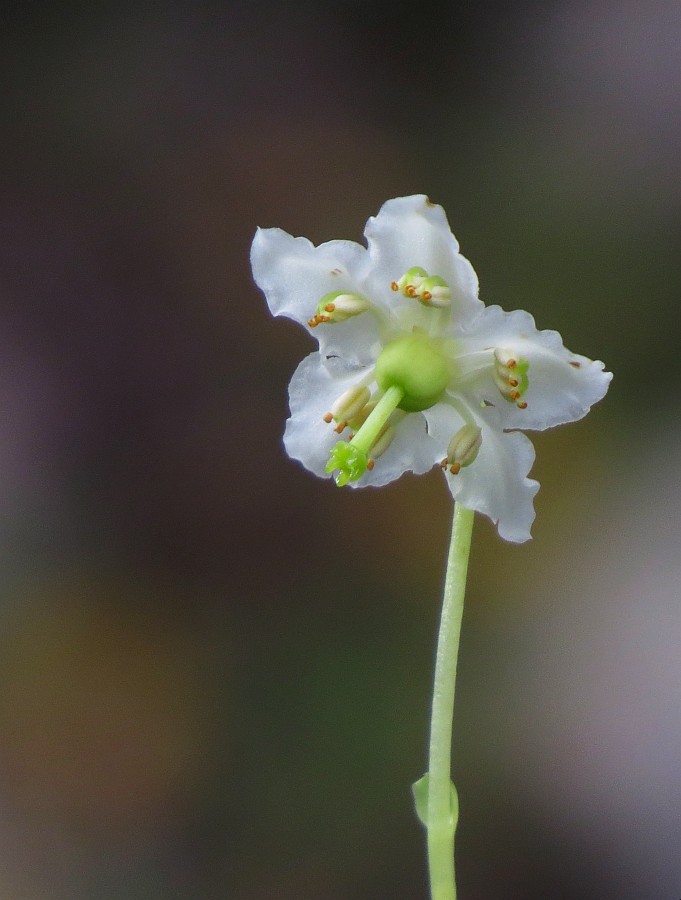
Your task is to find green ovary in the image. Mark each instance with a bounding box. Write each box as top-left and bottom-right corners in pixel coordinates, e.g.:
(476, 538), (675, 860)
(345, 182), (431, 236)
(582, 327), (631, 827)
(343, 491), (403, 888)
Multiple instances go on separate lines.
(375, 334), (450, 412)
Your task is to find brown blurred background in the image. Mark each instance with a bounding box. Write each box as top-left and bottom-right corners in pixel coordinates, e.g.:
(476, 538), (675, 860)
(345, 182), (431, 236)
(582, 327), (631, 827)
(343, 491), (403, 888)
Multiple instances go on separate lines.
(0, 1), (679, 897)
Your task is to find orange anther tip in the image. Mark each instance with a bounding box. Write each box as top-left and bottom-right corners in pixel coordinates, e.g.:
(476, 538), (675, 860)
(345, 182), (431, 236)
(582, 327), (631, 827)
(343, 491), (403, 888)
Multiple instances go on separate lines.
(334, 421), (347, 433)
(509, 378), (519, 387)
(517, 401), (528, 409)
(440, 459), (448, 468)
(367, 460), (375, 470)
(390, 281), (399, 291)
(450, 463), (461, 475)
(422, 291), (432, 301)
(308, 318), (317, 327)
(507, 359), (517, 368)
(323, 413), (333, 424)
(510, 390), (520, 400)
(324, 303), (336, 312)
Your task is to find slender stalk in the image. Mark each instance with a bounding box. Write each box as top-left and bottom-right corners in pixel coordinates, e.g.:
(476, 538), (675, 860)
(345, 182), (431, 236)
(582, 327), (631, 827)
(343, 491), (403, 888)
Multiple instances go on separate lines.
(351, 384), (403, 455)
(426, 502), (475, 900)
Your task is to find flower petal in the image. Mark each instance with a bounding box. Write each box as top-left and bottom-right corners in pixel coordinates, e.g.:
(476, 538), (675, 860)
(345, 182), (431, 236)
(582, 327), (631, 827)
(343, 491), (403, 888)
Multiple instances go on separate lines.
(283, 352), (371, 479)
(426, 401), (539, 542)
(251, 227), (379, 366)
(458, 305), (612, 431)
(350, 410), (441, 488)
(362, 195), (482, 323)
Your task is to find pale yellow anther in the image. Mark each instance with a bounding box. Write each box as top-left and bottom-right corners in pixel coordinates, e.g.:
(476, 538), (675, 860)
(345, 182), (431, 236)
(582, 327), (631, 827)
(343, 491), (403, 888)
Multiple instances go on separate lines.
(494, 348), (517, 369)
(391, 268), (451, 308)
(329, 385), (371, 425)
(445, 423), (482, 474)
(369, 423), (395, 460)
(493, 348), (529, 407)
(311, 291), (369, 326)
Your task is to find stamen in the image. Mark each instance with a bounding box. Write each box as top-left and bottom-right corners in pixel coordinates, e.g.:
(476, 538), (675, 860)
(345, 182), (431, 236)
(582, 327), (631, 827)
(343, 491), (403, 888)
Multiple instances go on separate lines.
(369, 424), (395, 460)
(493, 348), (529, 406)
(444, 423), (482, 475)
(309, 291), (369, 326)
(322, 412), (333, 424)
(390, 267), (451, 308)
(329, 385), (371, 425)
(308, 314), (331, 327)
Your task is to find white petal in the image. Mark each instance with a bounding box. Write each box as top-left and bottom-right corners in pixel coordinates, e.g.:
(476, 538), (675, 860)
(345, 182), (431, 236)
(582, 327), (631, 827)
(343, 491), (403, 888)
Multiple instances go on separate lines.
(350, 410), (441, 488)
(421, 400), (467, 451)
(283, 352), (372, 480)
(426, 401), (539, 542)
(362, 195), (482, 324)
(458, 305), (612, 431)
(251, 227), (379, 366)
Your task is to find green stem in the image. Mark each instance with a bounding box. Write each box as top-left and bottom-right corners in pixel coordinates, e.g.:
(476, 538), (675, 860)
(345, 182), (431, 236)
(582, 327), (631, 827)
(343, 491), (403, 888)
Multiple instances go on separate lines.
(426, 502), (475, 900)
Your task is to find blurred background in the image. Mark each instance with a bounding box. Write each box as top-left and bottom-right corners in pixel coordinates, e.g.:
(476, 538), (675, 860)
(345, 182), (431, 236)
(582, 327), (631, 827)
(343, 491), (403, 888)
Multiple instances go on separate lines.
(0, 1), (679, 897)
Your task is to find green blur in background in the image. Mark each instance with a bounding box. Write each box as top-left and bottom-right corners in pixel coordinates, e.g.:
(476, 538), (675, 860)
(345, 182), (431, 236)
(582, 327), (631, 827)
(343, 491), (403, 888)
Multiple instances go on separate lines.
(0, 1), (679, 898)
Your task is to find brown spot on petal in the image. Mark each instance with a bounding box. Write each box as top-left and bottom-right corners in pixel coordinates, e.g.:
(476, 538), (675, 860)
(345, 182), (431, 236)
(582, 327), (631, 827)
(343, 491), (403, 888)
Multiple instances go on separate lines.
(569, 361), (581, 368)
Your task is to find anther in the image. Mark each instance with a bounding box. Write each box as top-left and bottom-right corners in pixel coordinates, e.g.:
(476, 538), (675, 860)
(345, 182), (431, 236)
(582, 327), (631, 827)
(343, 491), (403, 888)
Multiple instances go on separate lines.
(369, 424), (395, 460)
(329, 385), (371, 427)
(334, 421), (347, 434)
(493, 349), (529, 405)
(391, 267), (451, 308)
(366, 460), (375, 471)
(323, 412), (333, 424)
(445, 424), (482, 474)
(418, 276), (451, 308)
(308, 314), (331, 327)
(516, 401), (528, 410)
(310, 291), (369, 326)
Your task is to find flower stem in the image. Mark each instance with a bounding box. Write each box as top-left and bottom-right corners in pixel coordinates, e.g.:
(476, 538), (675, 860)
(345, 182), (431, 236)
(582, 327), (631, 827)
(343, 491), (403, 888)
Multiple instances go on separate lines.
(426, 502), (475, 900)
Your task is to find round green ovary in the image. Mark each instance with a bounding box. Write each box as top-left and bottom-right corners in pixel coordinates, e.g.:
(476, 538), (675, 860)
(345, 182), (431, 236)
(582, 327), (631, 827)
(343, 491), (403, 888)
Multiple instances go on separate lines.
(375, 334), (449, 412)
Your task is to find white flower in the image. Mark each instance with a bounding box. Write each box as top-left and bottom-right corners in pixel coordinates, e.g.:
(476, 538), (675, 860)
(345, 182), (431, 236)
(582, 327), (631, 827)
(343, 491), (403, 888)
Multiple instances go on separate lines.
(251, 195), (611, 542)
